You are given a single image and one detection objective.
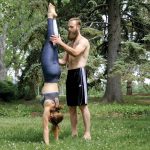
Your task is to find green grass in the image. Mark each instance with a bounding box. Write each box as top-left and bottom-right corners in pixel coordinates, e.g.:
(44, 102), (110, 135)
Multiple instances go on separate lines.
(0, 96), (150, 150)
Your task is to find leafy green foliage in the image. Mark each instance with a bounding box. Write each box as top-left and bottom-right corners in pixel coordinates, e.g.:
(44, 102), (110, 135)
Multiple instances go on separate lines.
(0, 80), (17, 101)
(1, 0), (150, 100)
(143, 34), (150, 42)
(82, 27), (103, 39)
(111, 41), (149, 82)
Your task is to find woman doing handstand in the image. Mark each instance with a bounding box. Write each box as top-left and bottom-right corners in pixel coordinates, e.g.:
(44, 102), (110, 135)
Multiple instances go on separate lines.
(41, 3), (62, 145)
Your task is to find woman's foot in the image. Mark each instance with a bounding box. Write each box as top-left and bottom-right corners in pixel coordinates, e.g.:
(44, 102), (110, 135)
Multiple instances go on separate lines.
(48, 3), (57, 18)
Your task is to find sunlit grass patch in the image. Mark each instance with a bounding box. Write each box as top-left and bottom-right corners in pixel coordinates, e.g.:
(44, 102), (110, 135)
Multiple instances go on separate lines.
(90, 102), (150, 118)
(0, 96), (150, 150)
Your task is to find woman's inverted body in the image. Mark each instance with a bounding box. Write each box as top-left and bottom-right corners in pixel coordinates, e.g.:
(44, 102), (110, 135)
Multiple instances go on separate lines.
(41, 3), (61, 145)
(41, 3), (60, 94)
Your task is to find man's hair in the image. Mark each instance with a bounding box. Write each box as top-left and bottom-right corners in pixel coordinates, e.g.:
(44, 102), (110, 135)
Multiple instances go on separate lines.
(69, 17), (81, 27)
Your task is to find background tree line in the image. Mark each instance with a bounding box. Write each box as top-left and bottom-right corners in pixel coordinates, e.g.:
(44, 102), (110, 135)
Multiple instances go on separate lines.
(0, 0), (149, 102)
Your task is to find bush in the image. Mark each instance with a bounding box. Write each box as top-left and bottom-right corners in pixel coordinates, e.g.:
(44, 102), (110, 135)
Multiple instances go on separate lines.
(17, 85), (37, 100)
(0, 80), (18, 102)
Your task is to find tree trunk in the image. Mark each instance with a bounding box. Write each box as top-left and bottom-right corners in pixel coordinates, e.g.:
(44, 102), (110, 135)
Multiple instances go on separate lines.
(126, 81), (132, 95)
(102, 0), (123, 103)
(0, 25), (7, 81)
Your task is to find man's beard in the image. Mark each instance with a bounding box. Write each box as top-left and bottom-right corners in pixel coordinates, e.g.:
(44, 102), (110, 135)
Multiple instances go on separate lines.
(68, 30), (78, 41)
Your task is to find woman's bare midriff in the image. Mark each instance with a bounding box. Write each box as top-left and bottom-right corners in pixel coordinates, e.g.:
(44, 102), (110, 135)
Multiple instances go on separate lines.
(42, 83), (59, 94)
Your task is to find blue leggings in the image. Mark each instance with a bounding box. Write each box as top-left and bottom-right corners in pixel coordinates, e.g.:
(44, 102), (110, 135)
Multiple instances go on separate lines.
(41, 19), (61, 83)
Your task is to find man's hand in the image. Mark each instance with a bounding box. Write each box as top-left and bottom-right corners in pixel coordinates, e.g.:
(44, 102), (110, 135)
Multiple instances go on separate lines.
(50, 35), (62, 45)
(51, 35), (87, 57)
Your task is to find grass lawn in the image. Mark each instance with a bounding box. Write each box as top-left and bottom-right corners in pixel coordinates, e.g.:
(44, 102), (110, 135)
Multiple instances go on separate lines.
(0, 95), (150, 150)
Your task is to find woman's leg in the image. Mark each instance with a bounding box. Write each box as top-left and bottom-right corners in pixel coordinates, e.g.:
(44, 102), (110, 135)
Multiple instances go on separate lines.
(41, 3), (61, 83)
(47, 15), (59, 64)
(53, 19), (59, 36)
(47, 3), (58, 39)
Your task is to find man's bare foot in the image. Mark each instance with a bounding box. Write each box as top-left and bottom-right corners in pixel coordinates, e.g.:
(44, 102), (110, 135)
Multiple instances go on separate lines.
(72, 131), (78, 138)
(45, 141), (49, 145)
(83, 132), (91, 140)
(48, 3), (57, 18)
(72, 133), (78, 138)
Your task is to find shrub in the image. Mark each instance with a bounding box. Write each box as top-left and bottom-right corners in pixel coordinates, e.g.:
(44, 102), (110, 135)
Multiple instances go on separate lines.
(0, 80), (18, 102)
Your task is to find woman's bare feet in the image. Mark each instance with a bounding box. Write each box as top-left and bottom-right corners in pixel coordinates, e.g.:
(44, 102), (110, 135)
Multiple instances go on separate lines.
(48, 3), (57, 18)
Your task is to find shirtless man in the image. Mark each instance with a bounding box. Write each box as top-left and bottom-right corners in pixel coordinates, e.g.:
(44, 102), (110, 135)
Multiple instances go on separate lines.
(51, 18), (91, 140)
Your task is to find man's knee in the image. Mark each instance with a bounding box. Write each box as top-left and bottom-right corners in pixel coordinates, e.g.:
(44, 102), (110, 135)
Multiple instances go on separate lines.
(69, 106), (77, 114)
(79, 105), (90, 114)
(79, 105), (87, 111)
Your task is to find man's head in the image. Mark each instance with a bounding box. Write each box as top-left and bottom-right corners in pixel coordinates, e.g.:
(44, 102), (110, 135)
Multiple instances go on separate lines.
(68, 17), (81, 41)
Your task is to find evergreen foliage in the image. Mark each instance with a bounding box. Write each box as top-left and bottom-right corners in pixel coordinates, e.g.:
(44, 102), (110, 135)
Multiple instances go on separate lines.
(1, 0), (150, 100)
(0, 80), (17, 101)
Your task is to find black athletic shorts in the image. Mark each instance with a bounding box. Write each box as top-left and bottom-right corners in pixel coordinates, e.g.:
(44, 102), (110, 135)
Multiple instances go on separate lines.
(66, 68), (88, 106)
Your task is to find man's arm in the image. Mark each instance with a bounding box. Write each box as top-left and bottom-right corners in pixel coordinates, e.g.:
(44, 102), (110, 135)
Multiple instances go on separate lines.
(50, 35), (86, 57)
(59, 52), (68, 65)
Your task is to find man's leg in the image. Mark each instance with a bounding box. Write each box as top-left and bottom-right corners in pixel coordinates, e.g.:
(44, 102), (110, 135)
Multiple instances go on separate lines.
(79, 105), (91, 140)
(69, 106), (78, 137)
